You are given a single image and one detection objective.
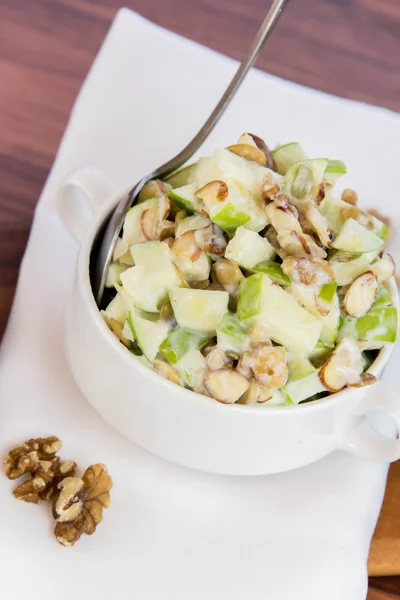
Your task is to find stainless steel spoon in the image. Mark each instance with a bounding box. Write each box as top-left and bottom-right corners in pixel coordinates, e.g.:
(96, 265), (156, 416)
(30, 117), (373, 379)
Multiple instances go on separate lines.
(93, 0), (288, 306)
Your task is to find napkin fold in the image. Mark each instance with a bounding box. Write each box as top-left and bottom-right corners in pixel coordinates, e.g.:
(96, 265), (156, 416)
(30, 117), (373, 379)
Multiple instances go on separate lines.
(1, 9), (400, 600)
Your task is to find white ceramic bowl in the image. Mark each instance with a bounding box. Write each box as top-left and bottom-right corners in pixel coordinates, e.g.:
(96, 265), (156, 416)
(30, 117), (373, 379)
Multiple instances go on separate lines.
(57, 167), (400, 476)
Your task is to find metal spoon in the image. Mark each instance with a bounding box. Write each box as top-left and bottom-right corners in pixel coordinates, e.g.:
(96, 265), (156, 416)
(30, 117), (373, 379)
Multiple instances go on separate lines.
(93, 0), (288, 306)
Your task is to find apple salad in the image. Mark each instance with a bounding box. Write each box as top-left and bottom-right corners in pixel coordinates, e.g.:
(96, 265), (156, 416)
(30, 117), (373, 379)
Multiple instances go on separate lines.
(101, 133), (397, 406)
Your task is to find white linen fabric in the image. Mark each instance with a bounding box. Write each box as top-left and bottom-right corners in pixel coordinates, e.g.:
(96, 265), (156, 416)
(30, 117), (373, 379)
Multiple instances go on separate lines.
(1, 9), (400, 600)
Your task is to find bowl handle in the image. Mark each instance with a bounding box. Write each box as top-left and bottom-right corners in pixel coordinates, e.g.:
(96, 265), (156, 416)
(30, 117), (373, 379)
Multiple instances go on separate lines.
(339, 381), (400, 462)
(57, 167), (117, 243)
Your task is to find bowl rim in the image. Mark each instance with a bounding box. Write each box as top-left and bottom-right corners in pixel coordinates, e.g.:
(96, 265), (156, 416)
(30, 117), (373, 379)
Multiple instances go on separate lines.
(79, 193), (398, 416)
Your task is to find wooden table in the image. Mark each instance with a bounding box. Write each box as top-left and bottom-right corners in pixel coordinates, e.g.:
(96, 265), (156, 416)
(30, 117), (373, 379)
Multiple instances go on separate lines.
(1, 1), (399, 597)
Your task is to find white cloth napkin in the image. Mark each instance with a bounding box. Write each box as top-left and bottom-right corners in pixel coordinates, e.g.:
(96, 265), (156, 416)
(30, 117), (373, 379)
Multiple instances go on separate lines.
(1, 9), (400, 600)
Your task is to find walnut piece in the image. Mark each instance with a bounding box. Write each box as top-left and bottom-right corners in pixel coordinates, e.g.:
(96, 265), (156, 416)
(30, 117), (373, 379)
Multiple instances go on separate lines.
(54, 464), (112, 547)
(4, 436), (62, 480)
(13, 459), (77, 504)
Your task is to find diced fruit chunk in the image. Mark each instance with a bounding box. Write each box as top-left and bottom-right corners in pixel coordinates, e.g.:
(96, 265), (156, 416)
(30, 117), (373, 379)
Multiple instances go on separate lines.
(330, 254), (378, 286)
(332, 218), (384, 253)
(121, 241), (181, 312)
(225, 226), (275, 269)
(284, 159), (328, 203)
(175, 214), (210, 238)
(122, 196), (169, 246)
(272, 142), (308, 175)
(323, 159), (347, 184)
(237, 274), (322, 354)
(168, 184), (199, 212)
(370, 254), (396, 282)
(252, 261), (290, 285)
(164, 163), (196, 188)
(103, 294), (128, 324)
(169, 288), (229, 333)
(175, 348), (208, 393)
(282, 356), (325, 404)
(159, 327), (209, 364)
(217, 313), (249, 354)
(129, 309), (170, 361)
(319, 281), (338, 304)
(356, 307), (397, 343)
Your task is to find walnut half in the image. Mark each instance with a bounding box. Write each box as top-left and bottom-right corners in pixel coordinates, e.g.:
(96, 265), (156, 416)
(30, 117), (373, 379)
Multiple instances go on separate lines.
(4, 436), (62, 480)
(54, 464), (113, 547)
(13, 459), (77, 504)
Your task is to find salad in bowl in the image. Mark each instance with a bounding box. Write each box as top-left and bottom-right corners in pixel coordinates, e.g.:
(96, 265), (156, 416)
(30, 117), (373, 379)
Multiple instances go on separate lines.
(101, 133), (397, 407)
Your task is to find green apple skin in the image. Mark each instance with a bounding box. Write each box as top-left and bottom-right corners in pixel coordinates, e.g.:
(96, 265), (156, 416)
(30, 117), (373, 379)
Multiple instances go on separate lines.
(168, 184), (198, 212)
(252, 261), (290, 286)
(159, 327), (209, 364)
(332, 218), (384, 254)
(237, 274), (322, 354)
(169, 288), (229, 334)
(272, 142), (308, 176)
(356, 307), (397, 343)
(319, 282), (338, 304)
(323, 159), (347, 184)
(217, 313), (249, 354)
(373, 285), (392, 308)
(237, 274), (264, 321)
(164, 163), (196, 188)
(211, 203), (251, 233)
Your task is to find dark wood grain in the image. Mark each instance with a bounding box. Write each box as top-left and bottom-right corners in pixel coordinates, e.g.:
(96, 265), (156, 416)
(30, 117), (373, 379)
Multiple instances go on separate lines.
(0, 1), (399, 596)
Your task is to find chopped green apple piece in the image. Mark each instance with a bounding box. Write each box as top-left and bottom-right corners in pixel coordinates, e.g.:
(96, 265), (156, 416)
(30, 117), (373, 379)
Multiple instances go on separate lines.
(284, 158), (328, 203)
(175, 214), (210, 238)
(319, 196), (349, 233)
(323, 159), (347, 184)
(272, 142), (308, 175)
(164, 163), (196, 188)
(195, 148), (270, 203)
(287, 354), (315, 380)
(225, 226), (275, 269)
(169, 287), (229, 333)
(356, 307), (397, 343)
(252, 261), (291, 285)
(320, 300), (340, 347)
(159, 327), (209, 364)
(122, 196), (168, 246)
(332, 218), (384, 253)
(290, 283), (340, 347)
(121, 241), (182, 312)
(122, 315), (135, 342)
(319, 281), (338, 304)
(282, 355), (325, 404)
(330, 254), (378, 286)
(175, 348), (207, 393)
(168, 183), (199, 212)
(370, 254), (396, 282)
(105, 262), (125, 288)
(237, 274), (322, 354)
(128, 309), (170, 362)
(373, 284), (392, 308)
(102, 293), (128, 324)
(283, 370), (325, 405)
(236, 274), (264, 320)
(210, 202), (250, 233)
(172, 249), (211, 283)
(217, 312), (249, 354)
(308, 340), (332, 365)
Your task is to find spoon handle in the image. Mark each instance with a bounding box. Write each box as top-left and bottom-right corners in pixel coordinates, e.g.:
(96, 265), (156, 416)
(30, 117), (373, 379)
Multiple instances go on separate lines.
(94, 0), (288, 305)
(155, 0), (288, 178)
